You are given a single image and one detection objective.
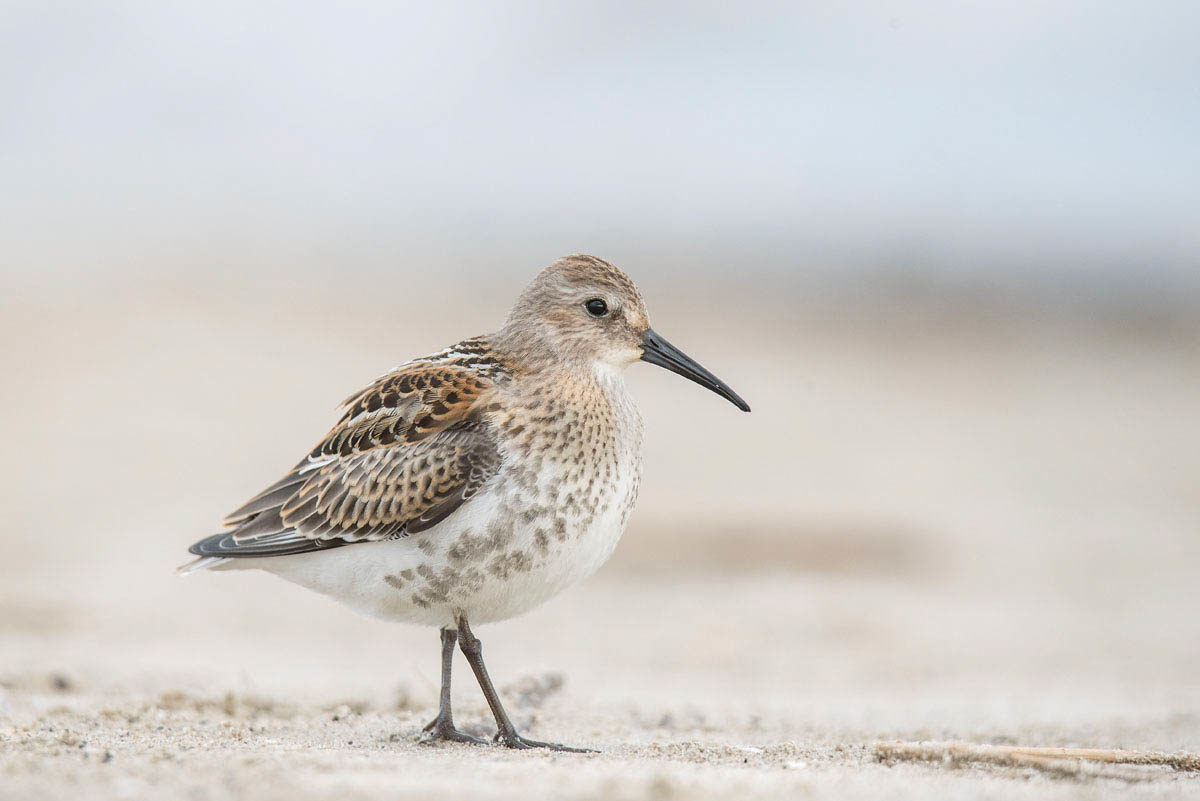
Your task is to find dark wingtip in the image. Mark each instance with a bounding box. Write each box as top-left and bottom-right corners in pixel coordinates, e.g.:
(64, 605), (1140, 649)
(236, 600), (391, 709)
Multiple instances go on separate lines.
(186, 529), (352, 559)
(188, 533), (228, 557)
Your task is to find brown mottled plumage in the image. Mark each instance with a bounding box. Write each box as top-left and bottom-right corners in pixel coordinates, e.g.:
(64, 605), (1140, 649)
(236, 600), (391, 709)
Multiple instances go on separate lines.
(183, 255), (749, 751)
(208, 343), (506, 553)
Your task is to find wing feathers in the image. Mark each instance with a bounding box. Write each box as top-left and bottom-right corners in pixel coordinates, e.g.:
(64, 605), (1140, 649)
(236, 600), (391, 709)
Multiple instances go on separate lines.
(223, 471), (307, 524)
(189, 350), (506, 560)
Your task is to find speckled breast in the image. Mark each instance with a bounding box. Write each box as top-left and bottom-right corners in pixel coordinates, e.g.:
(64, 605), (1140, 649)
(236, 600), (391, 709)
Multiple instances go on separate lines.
(408, 369), (644, 623)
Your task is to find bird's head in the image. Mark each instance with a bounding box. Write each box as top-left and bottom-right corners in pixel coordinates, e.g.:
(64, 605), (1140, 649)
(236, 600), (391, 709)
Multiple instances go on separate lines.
(502, 254), (750, 411)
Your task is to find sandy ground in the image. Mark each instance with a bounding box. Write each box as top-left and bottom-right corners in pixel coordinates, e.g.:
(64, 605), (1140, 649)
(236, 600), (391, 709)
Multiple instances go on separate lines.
(2, 278), (1199, 799)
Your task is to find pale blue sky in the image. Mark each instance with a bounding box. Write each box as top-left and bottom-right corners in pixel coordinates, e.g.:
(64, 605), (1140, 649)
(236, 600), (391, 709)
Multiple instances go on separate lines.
(3, 1), (1198, 294)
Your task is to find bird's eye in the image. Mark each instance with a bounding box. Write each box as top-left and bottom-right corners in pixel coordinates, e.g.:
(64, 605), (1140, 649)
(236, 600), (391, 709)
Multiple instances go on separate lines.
(585, 298), (609, 317)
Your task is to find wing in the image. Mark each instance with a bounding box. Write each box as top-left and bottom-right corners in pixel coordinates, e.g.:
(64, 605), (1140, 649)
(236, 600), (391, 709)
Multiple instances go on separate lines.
(188, 356), (504, 559)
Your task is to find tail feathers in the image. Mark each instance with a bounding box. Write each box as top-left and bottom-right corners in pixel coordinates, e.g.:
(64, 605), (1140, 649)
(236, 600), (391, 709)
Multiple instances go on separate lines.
(176, 555), (231, 575)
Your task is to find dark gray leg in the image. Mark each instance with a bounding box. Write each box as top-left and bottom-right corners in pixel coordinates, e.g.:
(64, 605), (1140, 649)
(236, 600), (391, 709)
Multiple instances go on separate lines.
(420, 627), (487, 745)
(455, 615), (593, 752)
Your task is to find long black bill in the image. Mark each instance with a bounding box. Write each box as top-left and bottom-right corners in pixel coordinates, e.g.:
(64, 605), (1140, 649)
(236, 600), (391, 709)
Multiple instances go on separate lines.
(641, 328), (751, 412)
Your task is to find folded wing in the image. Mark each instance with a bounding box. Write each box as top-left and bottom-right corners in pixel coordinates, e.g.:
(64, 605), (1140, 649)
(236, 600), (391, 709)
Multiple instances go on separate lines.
(188, 359), (502, 559)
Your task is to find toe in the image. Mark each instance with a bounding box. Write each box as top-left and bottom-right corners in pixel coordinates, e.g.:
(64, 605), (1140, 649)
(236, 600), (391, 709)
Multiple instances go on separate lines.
(497, 733), (595, 753)
(419, 725), (489, 746)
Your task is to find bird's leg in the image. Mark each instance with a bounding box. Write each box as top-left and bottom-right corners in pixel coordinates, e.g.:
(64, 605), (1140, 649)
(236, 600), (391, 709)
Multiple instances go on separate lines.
(419, 626), (487, 745)
(455, 615), (594, 752)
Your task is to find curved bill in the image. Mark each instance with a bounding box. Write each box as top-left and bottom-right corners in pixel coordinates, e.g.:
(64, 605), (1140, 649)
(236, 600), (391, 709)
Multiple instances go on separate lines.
(640, 328), (751, 412)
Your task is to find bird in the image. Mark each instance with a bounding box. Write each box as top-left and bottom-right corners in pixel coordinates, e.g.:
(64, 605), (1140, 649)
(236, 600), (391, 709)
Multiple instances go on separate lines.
(181, 254), (750, 751)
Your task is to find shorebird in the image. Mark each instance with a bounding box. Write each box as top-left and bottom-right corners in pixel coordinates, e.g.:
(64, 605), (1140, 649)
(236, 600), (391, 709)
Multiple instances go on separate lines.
(182, 255), (749, 750)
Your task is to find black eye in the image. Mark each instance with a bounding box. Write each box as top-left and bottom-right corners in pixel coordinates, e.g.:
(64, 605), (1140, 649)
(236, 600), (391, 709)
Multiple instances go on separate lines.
(585, 298), (608, 317)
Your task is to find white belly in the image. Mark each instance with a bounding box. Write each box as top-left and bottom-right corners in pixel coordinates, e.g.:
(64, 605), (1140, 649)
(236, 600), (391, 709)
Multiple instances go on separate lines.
(225, 448), (642, 627)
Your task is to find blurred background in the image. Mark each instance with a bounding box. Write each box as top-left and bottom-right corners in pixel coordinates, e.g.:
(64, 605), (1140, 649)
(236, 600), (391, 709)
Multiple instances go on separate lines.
(2, 1), (1198, 796)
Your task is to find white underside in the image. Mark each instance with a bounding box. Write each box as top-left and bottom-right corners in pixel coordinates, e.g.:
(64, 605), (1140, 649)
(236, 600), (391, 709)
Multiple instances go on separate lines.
(210, 485), (626, 627)
(195, 453), (641, 626)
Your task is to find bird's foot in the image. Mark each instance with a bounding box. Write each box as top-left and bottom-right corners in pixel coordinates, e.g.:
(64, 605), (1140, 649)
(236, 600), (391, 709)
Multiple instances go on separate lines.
(495, 731), (596, 753)
(419, 717), (488, 746)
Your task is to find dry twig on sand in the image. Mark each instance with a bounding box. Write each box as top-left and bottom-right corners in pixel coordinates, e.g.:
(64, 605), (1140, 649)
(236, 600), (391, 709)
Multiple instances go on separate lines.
(874, 741), (1200, 781)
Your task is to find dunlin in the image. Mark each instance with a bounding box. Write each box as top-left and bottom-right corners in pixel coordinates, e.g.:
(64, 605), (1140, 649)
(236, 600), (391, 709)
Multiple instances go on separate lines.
(183, 255), (749, 750)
